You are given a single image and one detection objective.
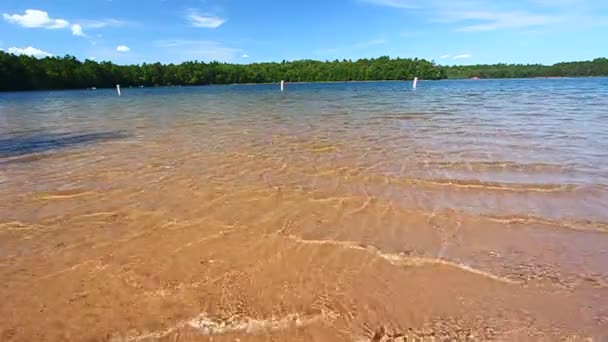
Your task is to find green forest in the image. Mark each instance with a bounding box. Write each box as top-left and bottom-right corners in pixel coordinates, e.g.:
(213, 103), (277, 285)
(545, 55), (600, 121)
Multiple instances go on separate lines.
(444, 58), (608, 79)
(1, 51), (607, 91)
(0, 52), (443, 91)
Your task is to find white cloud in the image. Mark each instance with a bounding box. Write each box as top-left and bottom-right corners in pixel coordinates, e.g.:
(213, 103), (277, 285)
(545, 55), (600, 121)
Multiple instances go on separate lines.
(445, 10), (560, 31)
(71, 24), (85, 36)
(116, 45), (130, 52)
(3, 9), (128, 40)
(453, 53), (472, 59)
(3, 9), (69, 29)
(155, 40), (242, 62)
(8, 46), (52, 58)
(188, 12), (226, 28)
(241, 54), (250, 58)
(361, 0), (606, 31)
(440, 54), (451, 59)
(80, 19), (128, 29)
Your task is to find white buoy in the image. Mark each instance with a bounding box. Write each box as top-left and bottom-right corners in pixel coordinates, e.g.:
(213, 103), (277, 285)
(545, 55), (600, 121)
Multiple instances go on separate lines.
(280, 80), (284, 92)
(412, 77), (418, 89)
(116, 84), (122, 96)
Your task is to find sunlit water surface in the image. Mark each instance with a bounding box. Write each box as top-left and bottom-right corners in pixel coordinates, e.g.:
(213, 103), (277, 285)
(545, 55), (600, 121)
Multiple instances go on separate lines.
(1, 79), (608, 340)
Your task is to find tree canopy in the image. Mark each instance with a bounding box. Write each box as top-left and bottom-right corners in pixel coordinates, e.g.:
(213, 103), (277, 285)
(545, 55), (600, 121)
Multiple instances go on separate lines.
(1, 51), (607, 92)
(0, 52), (444, 91)
(443, 58), (608, 79)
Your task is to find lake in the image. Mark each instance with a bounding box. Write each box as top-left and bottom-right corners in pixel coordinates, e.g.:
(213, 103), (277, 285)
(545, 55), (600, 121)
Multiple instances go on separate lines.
(1, 79), (608, 340)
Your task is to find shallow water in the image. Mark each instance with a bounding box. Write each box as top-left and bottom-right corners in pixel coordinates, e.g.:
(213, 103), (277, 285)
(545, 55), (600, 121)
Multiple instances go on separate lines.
(1, 79), (608, 340)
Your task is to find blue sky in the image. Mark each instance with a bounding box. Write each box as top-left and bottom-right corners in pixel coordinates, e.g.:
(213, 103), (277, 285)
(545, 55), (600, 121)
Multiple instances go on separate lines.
(1, 0), (607, 65)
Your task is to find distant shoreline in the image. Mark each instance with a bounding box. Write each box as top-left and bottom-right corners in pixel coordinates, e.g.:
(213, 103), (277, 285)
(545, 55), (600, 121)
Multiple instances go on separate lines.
(229, 76), (606, 85)
(2, 76), (608, 93)
(2, 51), (606, 92)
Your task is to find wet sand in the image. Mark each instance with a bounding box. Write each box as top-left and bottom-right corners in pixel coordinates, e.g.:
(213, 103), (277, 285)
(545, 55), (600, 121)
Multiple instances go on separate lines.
(1, 81), (608, 340)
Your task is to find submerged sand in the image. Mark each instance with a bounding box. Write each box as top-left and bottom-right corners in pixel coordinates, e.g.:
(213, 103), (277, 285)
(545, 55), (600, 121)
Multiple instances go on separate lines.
(2, 82), (608, 341)
(1, 126), (607, 341)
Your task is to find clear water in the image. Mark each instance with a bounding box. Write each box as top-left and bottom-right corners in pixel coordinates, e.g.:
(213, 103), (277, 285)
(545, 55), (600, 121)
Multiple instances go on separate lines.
(2, 79), (608, 340)
(2, 79), (607, 221)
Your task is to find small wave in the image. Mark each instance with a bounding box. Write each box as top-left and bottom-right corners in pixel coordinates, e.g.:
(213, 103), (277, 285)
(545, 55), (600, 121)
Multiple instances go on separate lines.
(116, 311), (337, 341)
(36, 190), (95, 200)
(0, 221), (49, 232)
(374, 113), (432, 121)
(393, 177), (578, 193)
(484, 215), (608, 232)
(417, 160), (578, 173)
(286, 235), (518, 285)
(304, 164), (584, 193)
(0, 152), (54, 165)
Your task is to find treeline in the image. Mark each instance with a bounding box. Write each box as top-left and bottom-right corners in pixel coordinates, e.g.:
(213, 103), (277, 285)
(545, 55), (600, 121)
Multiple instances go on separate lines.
(2, 51), (607, 91)
(0, 52), (444, 91)
(444, 58), (608, 79)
